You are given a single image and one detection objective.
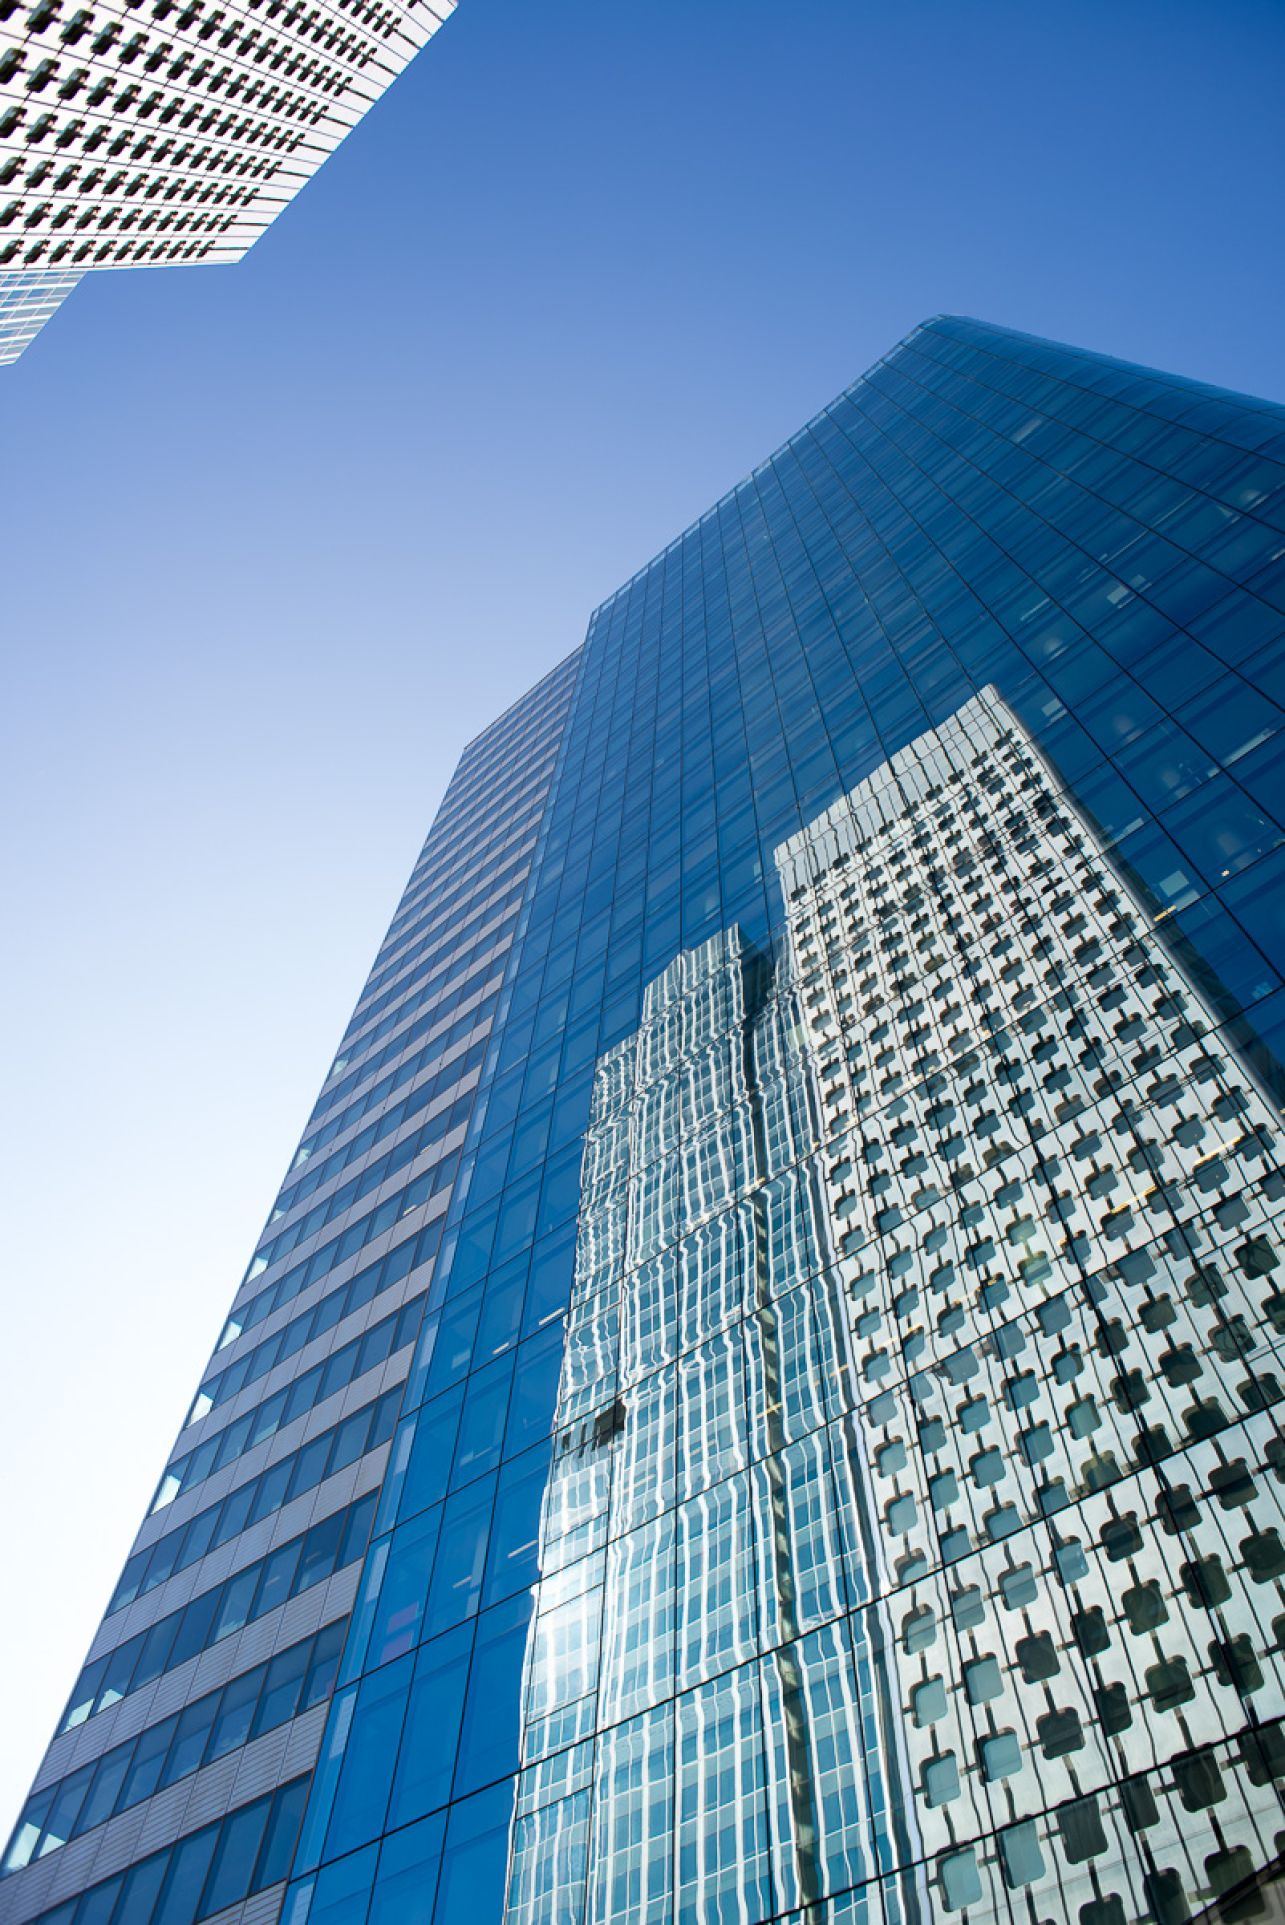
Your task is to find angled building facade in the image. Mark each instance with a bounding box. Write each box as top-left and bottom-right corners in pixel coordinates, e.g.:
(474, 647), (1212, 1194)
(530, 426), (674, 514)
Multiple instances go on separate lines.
(0, 0), (454, 358)
(4, 315), (1285, 1925)
(0, 263), (80, 359)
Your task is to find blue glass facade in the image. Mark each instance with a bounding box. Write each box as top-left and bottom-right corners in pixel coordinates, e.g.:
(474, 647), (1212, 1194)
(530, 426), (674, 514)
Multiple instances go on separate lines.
(5, 316), (1285, 1925)
(2, 650), (580, 1924)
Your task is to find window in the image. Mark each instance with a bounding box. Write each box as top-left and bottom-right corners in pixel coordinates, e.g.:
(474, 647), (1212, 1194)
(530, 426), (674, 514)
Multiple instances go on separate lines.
(1036, 1706), (1084, 1758)
(17, 1623), (345, 1866)
(980, 1731), (1022, 1781)
(939, 1846), (982, 1910)
(1146, 1656), (1194, 1713)
(902, 1606), (936, 1654)
(911, 1678), (946, 1727)
(1122, 1580), (1166, 1633)
(922, 1753), (959, 1807)
(1000, 1821), (1044, 1890)
(1016, 1631), (1058, 1682)
(951, 1586), (984, 1630)
(1000, 1563), (1037, 1608)
(963, 1656), (1002, 1704)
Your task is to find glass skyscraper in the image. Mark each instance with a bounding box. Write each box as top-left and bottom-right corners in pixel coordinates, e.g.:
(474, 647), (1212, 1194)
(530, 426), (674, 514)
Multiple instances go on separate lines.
(4, 313), (1285, 1925)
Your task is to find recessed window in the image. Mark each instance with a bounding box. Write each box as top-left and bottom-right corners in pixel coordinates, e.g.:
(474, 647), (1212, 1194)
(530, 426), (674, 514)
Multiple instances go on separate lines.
(1145, 1656), (1195, 1713)
(911, 1678), (946, 1727)
(1016, 1631), (1058, 1682)
(939, 1846), (982, 1911)
(964, 1655), (1002, 1704)
(1057, 1796), (1107, 1863)
(922, 1753), (959, 1807)
(1123, 1581), (1167, 1634)
(1174, 1750), (1226, 1813)
(1000, 1563), (1037, 1609)
(952, 1586), (985, 1631)
(980, 1730), (1022, 1781)
(1036, 1705), (1084, 1758)
(902, 1606), (936, 1654)
(886, 1494), (917, 1536)
(999, 1821), (1044, 1890)
(1072, 1606), (1109, 1656)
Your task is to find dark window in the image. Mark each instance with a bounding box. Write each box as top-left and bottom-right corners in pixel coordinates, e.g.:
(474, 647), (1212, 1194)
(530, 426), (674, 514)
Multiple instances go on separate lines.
(1146, 1656), (1195, 1713)
(1016, 1631), (1059, 1682)
(1057, 1796), (1107, 1862)
(1072, 1606), (1110, 1655)
(199, 1795), (271, 1915)
(1036, 1705), (1084, 1758)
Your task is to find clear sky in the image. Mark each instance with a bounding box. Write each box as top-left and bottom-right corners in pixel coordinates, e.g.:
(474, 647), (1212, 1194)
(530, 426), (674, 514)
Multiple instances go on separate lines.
(1, 0), (1282, 1843)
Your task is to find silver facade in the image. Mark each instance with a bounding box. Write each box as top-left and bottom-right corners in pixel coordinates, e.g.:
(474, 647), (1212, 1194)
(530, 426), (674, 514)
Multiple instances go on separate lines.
(0, 0), (454, 356)
(0, 262), (80, 357)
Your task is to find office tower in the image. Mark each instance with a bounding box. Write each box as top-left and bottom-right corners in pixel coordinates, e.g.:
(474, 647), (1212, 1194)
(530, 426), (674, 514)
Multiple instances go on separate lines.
(1, 644), (580, 1921)
(4, 313), (1285, 1925)
(0, 0), (455, 360)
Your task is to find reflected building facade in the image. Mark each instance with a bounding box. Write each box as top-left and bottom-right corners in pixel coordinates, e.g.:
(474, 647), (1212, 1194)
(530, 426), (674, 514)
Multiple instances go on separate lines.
(775, 690), (1285, 1922)
(504, 925), (914, 1923)
(5, 316), (1285, 1925)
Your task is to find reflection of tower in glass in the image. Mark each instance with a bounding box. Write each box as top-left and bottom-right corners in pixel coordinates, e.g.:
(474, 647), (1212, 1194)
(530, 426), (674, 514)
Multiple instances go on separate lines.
(777, 688), (1285, 1922)
(503, 927), (922, 1924)
(507, 684), (1285, 1925)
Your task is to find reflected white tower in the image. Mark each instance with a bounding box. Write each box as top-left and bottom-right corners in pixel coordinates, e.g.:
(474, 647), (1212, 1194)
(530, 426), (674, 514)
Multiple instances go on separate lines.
(504, 928), (920, 1924)
(505, 685), (1285, 1925)
(777, 688), (1285, 1921)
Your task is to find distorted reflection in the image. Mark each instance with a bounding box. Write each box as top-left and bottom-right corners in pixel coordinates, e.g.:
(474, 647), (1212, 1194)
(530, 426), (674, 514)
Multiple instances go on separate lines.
(505, 688), (1285, 1925)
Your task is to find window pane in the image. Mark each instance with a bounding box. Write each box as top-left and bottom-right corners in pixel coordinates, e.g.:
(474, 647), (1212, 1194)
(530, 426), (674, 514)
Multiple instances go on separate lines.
(153, 1824), (218, 1925)
(368, 1813), (445, 1925)
(198, 1798), (271, 1916)
(255, 1778), (311, 1889)
(387, 1625), (472, 1829)
(324, 1654), (412, 1860)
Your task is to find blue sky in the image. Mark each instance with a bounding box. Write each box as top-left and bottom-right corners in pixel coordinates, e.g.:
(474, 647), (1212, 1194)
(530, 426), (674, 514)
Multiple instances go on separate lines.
(1, 0), (1282, 1836)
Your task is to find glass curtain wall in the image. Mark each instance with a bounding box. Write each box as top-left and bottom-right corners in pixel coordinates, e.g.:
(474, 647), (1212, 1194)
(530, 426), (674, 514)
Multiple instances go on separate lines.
(288, 317), (1285, 1925)
(7, 315), (1285, 1925)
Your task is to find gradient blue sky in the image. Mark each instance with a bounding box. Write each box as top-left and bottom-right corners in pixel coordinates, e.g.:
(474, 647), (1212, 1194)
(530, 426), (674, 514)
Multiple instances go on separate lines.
(1, 0), (1282, 1838)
